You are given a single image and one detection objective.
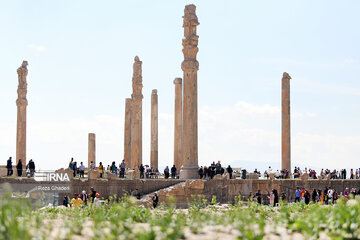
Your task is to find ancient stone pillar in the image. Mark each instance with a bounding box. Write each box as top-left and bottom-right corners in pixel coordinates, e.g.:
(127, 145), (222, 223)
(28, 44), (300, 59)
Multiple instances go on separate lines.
(282, 72), (291, 172)
(173, 78), (183, 172)
(124, 98), (132, 168)
(150, 89), (158, 170)
(16, 61), (28, 168)
(130, 56), (143, 169)
(88, 133), (96, 168)
(180, 5), (200, 179)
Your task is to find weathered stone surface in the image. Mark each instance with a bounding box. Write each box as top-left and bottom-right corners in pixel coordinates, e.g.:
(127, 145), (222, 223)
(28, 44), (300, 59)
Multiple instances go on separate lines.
(55, 168), (73, 179)
(127, 169), (135, 180)
(150, 89), (158, 170)
(246, 173), (259, 180)
(130, 56), (143, 169)
(88, 133), (96, 168)
(180, 4), (200, 179)
(173, 78), (183, 173)
(88, 169), (98, 180)
(282, 72), (291, 172)
(300, 173), (309, 181)
(107, 173), (117, 180)
(185, 179), (205, 189)
(124, 98), (132, 168)
(16, 60), (28, 168)
(213, 174), (229, 180)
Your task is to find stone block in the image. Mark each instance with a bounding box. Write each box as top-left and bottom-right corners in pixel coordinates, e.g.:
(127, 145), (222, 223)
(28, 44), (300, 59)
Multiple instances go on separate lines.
(213, 174), (229, 180)
(88, 170), (98, 180)
(301, 173), (309, 181)
(246, 173), (259, 180)
(269, 173), (275, 180)
(127, 170), (135, 180)
(185, 180), (205, 190)
(169, 185), (185, 196)
(56, 168), (73, 179)
(107, 173), (117, 180)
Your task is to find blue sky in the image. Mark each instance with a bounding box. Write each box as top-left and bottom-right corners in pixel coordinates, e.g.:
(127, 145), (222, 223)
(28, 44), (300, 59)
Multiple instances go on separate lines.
(0, 0), (359, 172)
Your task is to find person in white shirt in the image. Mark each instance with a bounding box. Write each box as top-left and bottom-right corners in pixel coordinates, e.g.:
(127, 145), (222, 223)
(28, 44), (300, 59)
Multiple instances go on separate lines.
(89, 161), (95, 170)
(79, 162), (86, 178)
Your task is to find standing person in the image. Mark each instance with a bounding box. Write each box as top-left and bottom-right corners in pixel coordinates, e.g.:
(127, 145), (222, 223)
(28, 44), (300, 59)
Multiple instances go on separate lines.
(171, 165), (177, 179)
(63, 195), (69, 207)
(73, 161), (77, 177)
(79, 162), (85, 178)
(273, 189), (279, 206)
(268, 191), (275, 206)
(344, 188), (349, 199)
(110, 162), (117, 176)
(295, 187), (301, 202)
(304, 190), (310, 204)
(300, 188), (306, 202)
(198, 166), (204, 179)
(203, 166), (208, 179)
(312, 189), (317, 202)
(139, 164), (145, 179)
(70, 194), (83, 208)
(98, 162), (104, 178)
(215, 161), (222, 175)
(119, 160), (126, 178)
(89, 161), (95, 170)
(16, 159), (22, 177)
(255, 190), (262, 204)
(210, 162), (216, 178)
(68, 158), (74, 170)
(6, 157), (13, 176)
(350, 169), (354, 179)
(80, 190), (88, 205)
(152, 193), (159, 208)
(227, 165), (233, 179)
(327, 187), (333, 204)
(28, 159), (35, 177)
(89, 187), (96, 203)
(164, 166), (170, 179)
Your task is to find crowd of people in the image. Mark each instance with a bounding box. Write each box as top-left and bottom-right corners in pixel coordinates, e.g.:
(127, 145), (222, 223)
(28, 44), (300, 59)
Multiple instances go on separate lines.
(63, 187), (104, 208)
(5, 156), (360, 182)
(6, 157), (36, 177)
(197, 161), (233, 179)
(294, 186), (360, 205)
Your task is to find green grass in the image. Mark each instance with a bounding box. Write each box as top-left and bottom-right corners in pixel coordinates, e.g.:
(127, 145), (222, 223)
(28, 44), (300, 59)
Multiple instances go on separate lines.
(0, 193), (360, 240)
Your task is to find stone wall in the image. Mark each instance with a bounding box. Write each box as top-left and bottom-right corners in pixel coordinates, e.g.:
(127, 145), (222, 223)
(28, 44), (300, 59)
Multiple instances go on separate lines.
(141, 179), (360, 207)
(1, 177), (360, 207)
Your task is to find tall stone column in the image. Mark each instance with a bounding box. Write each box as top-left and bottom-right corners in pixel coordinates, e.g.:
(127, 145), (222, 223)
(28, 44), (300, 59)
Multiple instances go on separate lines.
(130, 56), (143, 169)
(124, 98), (132, 168)
(180, 5), (200, 179)
(88, 133), (96, 168)
(173, 78), (183, 172)
(16, 61), (28, 168)
(282, 72), (291, 172)
(150, 89), (158, 170)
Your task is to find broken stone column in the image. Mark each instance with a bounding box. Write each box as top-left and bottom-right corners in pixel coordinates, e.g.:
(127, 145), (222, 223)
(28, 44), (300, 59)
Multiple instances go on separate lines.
(180, 5), (200, 179)
(130, 56), (143, 169)
(16, 61), (28, 168)
(282, 72), (291, 172)
(173, 78), (183, 172)
(150, 89), (158, 170)
(124, 98), (132, 168)
(88, 133), (96, 168)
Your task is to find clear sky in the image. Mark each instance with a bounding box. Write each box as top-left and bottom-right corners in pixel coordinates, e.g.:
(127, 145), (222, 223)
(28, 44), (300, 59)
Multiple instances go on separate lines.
(0, 0), (359, 172)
